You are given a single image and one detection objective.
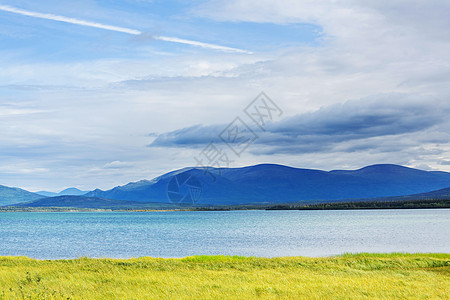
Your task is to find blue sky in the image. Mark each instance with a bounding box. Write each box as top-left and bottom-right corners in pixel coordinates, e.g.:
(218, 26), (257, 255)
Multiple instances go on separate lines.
(1, 0), (450, 192)
(0, 1), (320, 61)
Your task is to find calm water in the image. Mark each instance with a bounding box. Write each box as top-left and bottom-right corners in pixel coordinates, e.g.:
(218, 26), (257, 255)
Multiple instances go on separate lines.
(0, 209), (448, 259)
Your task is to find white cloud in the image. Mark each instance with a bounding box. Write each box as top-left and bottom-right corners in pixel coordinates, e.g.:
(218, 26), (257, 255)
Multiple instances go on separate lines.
(103, 161), (133, 169)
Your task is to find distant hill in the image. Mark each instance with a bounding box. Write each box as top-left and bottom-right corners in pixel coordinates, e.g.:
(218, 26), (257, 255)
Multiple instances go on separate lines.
(35, 191), (58, 197)
(0, 185), (44, 206)
(36, 188), (87, 197)
(265, 187), (450, 210)
(9, 195), (175, 210)
(85, 164), (450, 205)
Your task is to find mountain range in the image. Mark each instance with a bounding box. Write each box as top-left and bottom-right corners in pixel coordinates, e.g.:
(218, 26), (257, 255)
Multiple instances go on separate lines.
(2, 164), (450, 208)
(36, 188), (88, 197)
(85, 164), (450, 205)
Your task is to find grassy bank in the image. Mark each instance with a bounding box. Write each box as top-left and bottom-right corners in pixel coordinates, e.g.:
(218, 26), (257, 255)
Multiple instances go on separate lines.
(0, 253), (448, 299)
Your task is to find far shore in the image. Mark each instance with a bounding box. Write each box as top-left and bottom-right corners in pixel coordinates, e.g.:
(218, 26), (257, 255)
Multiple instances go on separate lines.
(1, 198), (449, 212)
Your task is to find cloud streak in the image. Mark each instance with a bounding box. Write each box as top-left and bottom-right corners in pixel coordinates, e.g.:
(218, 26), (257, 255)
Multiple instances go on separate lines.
(0, 4), (252, 54)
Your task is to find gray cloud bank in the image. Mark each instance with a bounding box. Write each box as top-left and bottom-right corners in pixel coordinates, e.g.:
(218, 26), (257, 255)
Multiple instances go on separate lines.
(149, 93), (449, 155)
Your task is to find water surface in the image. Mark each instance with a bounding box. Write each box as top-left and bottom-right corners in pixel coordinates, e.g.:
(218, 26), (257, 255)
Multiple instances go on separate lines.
(0, 209), (448, 259)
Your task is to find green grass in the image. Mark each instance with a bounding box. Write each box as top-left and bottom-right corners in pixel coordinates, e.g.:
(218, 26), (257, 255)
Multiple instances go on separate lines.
(0, 253), (449, 299)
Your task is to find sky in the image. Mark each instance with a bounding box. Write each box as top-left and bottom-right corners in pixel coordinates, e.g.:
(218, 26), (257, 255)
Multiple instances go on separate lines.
(1, 0), (450, 192)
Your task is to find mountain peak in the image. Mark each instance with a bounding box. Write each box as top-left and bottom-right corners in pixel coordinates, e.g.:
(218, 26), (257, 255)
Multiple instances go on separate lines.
(36, 187), (87, 197)
(358, 164), (416, 171)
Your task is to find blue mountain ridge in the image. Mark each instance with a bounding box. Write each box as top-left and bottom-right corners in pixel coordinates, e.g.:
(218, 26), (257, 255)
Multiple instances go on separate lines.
(83, 164), (450, 205)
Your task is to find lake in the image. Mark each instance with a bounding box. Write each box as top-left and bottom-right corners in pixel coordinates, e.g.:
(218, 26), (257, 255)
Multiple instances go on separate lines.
(0, 209), (449, 259)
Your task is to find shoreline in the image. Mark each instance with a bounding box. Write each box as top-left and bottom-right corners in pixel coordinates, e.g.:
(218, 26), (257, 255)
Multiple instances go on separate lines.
(0, 252), (449, 260)
(1, 198), (449, 212)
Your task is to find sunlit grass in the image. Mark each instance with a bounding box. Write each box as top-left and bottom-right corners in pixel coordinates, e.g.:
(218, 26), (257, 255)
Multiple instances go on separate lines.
(0, 253), (448, 299)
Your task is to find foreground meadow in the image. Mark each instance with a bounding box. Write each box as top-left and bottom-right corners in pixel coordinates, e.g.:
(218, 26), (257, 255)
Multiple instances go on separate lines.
(0, 253), (448, 299)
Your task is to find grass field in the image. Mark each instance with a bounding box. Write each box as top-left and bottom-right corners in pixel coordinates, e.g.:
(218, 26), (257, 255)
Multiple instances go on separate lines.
(0, 253), (449, 299)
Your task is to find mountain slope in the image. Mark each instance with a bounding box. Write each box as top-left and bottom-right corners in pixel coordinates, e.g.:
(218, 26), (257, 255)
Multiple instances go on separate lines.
(0, 185), (44, 206)
(85, 164), (450, 205)
(35, 191), (58, 197)
(36, 188), (87, 197)
(373, 186), (450, 201)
